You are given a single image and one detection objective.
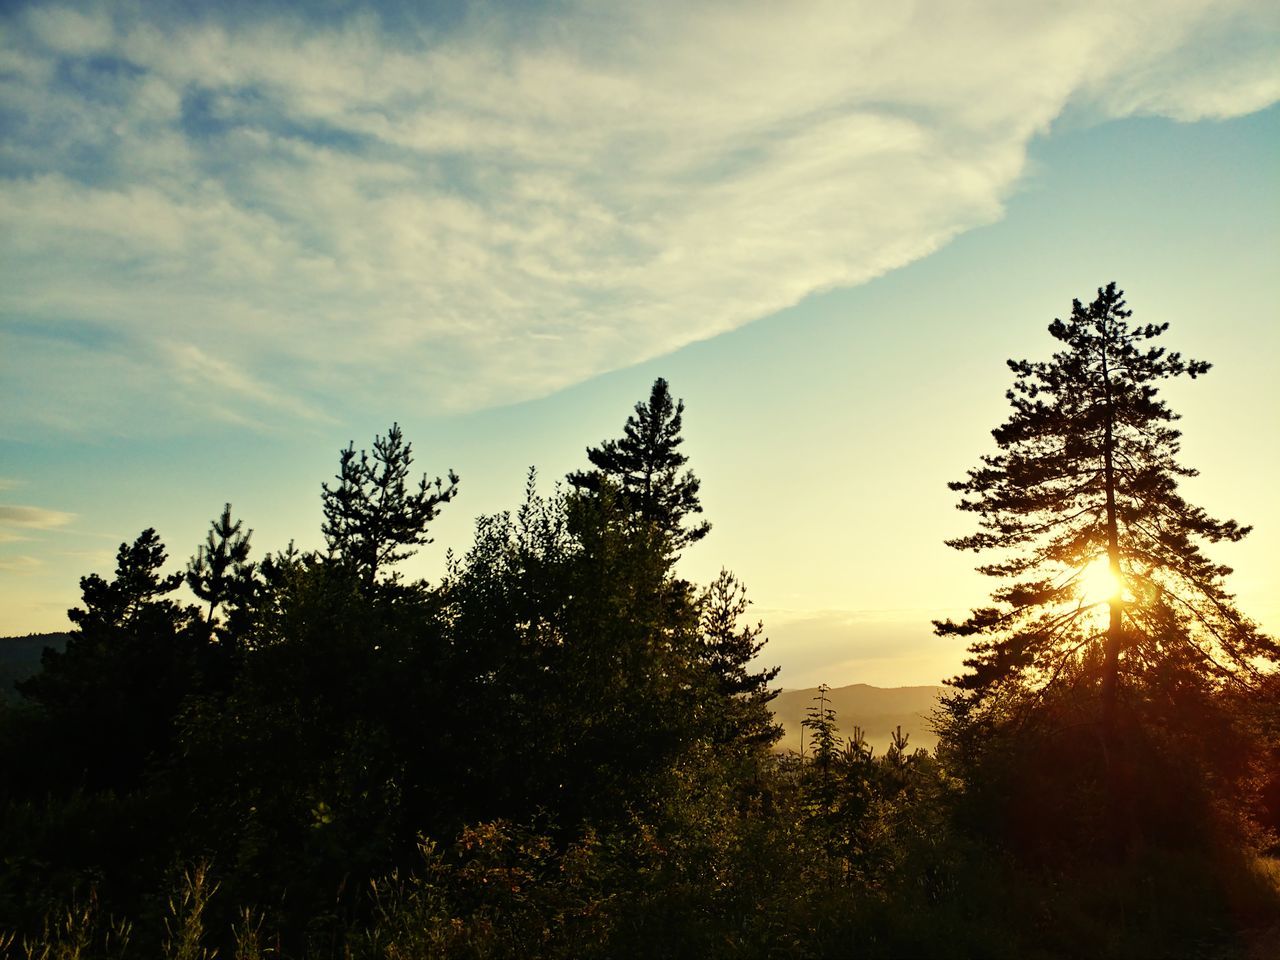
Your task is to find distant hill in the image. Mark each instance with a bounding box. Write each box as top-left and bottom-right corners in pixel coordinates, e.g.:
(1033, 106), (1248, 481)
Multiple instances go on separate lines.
(0, 632), (67, 703)
(771, 682), (946, 756)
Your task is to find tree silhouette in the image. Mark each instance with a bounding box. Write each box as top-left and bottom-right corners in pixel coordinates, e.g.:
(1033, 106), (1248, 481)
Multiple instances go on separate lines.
(321, 423), (458, 591)
(437, 475), (708, 828)
(568, 378), (710, 553)
(936, 282), (1277, 749)
(699, 569), (781, 749)
(67, 527), (185, 633)
(17, 529), (199, 788)
(187, 503), (254, 631)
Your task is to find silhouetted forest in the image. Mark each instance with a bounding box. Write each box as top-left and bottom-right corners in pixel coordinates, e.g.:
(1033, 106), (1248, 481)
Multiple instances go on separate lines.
(2, 289), (1279, 959)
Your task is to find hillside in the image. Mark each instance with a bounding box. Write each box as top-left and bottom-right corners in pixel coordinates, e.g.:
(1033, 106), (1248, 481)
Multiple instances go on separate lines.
(771, 682), (945, 755)
(0, 633), (67, 703)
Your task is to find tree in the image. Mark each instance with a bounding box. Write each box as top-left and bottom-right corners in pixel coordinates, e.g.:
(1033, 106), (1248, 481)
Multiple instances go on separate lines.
(935, 283), (1278, 845)
(321, 423), (458, 591)
(186, 503), (254, 631)
(799, 684), (844, 851)
(17, 529), (200, 788)
(698, 570), (781, 750)
(69, 527), (185, 634)
(568, 378), (710, 553)
(436, 475), (708, 828)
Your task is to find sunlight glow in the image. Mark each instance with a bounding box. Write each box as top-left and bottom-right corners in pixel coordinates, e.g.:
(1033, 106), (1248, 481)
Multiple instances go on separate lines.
(1077, 556), (1123, 607)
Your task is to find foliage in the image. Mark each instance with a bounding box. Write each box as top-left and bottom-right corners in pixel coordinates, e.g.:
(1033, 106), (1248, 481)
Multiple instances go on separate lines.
(935, 282), (1279, 854)
(568, 378), (710, 553)
(938, 282), (1274, 703)
(698, 571), (782, 751)
(321, 422), (458, 591)
(186, 503), (254, 634)
(14, 529), (206, 792)
(435, 472), (716, 829)
(1, 345), (1277, 958)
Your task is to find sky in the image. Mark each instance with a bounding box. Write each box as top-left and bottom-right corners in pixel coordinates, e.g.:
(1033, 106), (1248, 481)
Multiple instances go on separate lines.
(2, 0), (1278, 688)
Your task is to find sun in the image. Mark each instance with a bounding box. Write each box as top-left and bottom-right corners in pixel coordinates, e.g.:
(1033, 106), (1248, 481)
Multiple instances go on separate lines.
(1076, 556), (1123, 607)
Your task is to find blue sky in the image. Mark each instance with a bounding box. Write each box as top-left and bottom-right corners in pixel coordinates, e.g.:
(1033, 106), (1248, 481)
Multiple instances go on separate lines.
(2, 1), (1278, 686)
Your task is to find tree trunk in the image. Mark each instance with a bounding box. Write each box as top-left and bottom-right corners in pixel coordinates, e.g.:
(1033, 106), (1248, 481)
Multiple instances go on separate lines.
(1099, 318), (1127, 857)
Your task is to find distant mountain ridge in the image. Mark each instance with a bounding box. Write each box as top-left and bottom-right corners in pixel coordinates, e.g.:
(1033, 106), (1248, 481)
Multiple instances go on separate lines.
(771, 682), (946, 755)
(0, 632), (67, 703)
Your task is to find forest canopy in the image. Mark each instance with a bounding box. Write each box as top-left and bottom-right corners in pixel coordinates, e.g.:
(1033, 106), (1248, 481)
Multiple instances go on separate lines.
(2, 304), (1278, 959)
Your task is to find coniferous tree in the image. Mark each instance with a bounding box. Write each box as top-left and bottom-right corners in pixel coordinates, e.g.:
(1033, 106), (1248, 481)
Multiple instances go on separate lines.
(698, 569), (781, 749)
(568, 378), (710, 553)
(187, 503), (254, 631)
(436, 474), (708, 828)
(935, 284), (1279, 856)
(936, 283), (1277, 736)
(321, 423), (458, 591)
(17, 529), (199, 788)
(802, 684), (842, 770)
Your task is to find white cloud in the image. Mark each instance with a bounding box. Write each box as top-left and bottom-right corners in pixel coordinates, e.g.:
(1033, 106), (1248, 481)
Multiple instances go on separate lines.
(25, 5), (113, 56)
(1, 0), (1277, 433)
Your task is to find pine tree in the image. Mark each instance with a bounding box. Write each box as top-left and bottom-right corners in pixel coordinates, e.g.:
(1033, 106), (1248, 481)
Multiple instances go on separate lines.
(800, 683), (844, 843)
(17, 529), (199, 788)
(936, 283), (1278, 745)
(187, 503), (254, 630)
(321, 423), (458, 591)
(802, 683), (842, 769)
(568, 378), (710, 553)
(698, 569), (781, 749)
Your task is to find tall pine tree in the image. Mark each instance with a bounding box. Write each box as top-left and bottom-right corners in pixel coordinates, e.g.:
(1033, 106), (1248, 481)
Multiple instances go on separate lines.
(568, 378), (710, 553)
(936, 283), (1277, 746)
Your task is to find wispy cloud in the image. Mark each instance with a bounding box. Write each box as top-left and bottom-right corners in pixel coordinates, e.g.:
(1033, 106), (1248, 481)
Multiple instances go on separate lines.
(164, 342), (335, 426)
(0, 555), (42, 573)
(0, 505), (79, 587)
(2, 1), (1277, 434)
(0, 505), (76, 530)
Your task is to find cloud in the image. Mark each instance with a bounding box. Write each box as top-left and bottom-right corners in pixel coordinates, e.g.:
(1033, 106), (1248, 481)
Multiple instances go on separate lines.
(2, 1), (1277, 434)
(0, 505), (77, 586)
(0, 505), (76, 529)
(164, 341), (336, 426)
(0, 555), (42, 573)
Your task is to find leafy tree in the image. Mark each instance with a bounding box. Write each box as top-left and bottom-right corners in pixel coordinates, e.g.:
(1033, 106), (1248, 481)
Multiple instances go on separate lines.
(568, 378), (710, 553)
(186, 503), (254, 632)
(935, 282), (1279, 852)
(322, 423), (458, 591)
(437, 475), (708, 828)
